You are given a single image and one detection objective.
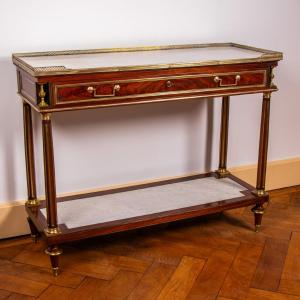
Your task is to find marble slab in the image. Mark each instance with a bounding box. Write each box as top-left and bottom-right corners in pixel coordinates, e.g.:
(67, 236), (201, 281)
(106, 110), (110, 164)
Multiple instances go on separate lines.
(41, 177), (247, 229)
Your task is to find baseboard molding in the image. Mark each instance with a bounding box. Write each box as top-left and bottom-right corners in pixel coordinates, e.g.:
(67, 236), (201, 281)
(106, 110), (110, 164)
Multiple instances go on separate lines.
(230, 156), (300, 191)
(1, 156), (299, 239)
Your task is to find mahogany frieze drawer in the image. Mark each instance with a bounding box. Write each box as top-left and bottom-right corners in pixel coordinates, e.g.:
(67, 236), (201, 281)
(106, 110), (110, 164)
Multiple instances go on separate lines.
(53, 70), (267, 105)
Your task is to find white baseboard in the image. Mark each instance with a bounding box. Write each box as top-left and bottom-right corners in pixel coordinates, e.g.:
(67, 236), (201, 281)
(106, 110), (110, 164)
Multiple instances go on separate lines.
(1, 156), (299, 239)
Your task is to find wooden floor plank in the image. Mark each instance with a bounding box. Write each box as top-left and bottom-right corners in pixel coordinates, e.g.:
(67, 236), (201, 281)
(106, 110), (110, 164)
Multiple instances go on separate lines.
(219, 242), (263, 299)
(93, 270), (143, 300)
(69, 277), (109, 300)
(38, 285), (74, 300)
(0, 273), (48, 297)
(7, 293), (35, 300)
(157, 256), (205, 300)
(246, 288), (300, 300)
(0, 245), (25, 261)
(187, 249), (235, 300)
(0, 258), (83, 289)
(128, 262), (175, 300)
(0, 186), (299, 300)
(0, 289), (11, 299)
(0, 236), (31, 249)
(13, 249), (119, 280)
(101, 235), (213, 266)
(279, 232), (300, 296)
(251, 238), (289, 291)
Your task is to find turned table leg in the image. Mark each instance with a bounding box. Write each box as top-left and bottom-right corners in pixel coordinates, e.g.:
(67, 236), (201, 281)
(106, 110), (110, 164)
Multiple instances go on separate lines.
(216, 96), (230, 178)
(41, 113), (62, 276)
(252, 92), (271, 232)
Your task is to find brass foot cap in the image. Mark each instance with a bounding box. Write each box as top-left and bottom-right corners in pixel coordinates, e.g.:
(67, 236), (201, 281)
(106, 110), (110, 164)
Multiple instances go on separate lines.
(31, 234), (39, 243)
(44, 227), (61, 236)
(255, 225), (261, 233)
(52, 267), (59, 277)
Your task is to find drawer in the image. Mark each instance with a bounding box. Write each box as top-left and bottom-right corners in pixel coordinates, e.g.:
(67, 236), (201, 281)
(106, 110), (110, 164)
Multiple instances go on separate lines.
(54, 70), (266, 104)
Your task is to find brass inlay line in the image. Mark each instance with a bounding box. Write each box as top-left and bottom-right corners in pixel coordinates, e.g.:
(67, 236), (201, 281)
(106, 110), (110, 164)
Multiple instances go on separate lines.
(20, 86), (277, 114)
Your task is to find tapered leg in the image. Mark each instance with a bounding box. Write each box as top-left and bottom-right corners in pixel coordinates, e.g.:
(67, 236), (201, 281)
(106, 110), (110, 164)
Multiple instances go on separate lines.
(251, 204), (264, 232)
(252, 92), (271, 231)
(23, 102), (39, 207)
(45, 245), (63, 276)
(216, 96), (230, 178)
(27, 217), (39, 243)
(41, 113), (61, 274)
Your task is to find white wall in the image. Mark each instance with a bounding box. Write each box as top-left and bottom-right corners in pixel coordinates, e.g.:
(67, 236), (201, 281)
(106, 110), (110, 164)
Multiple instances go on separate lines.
(0, 0), (299, 204)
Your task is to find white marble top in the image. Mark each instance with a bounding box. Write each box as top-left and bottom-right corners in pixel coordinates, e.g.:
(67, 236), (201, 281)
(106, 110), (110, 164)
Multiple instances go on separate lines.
(20, 46), (265, 70)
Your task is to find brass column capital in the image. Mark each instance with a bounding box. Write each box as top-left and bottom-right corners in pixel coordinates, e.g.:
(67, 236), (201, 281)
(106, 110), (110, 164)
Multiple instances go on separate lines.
(41, 113), (51, 121)
(263, 92), (271, 99)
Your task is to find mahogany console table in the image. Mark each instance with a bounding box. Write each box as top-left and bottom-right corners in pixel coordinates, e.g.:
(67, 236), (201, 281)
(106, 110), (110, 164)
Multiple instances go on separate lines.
(13, 43), (282, 276)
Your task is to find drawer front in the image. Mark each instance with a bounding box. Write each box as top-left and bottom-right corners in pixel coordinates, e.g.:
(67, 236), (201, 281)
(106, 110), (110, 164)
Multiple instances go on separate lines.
(54, 70), (266, 105)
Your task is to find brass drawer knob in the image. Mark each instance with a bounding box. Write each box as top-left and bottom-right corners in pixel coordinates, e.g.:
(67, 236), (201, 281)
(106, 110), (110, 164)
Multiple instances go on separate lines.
(166, 80), (174, 88)
(87, 86), (95, 94)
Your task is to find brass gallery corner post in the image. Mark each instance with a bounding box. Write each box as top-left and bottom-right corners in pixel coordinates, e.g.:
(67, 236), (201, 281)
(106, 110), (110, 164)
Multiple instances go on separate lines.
(14, 43), (282, 276)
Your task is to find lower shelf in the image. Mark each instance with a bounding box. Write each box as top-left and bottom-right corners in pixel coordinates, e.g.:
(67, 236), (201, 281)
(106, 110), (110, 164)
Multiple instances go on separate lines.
(27, 172), (266, 244)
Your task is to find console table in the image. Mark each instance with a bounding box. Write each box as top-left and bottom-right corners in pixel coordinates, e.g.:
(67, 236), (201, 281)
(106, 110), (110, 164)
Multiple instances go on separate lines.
(12, 43), (282, 276)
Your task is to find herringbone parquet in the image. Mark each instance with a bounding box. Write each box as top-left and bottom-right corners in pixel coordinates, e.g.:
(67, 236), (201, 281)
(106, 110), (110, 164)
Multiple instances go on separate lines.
(0, 185), (300, 299)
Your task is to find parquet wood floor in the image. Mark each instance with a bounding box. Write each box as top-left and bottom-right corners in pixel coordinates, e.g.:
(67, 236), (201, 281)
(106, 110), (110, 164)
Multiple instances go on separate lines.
(1, 185), (300, 299)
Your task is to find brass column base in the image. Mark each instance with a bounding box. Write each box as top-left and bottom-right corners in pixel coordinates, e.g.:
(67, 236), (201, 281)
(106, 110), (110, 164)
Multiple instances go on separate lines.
(215, 169), (230, 178)
(252, 189), (268, 197)
(25, 199), (40, 207)
(44, 227), (61, 236)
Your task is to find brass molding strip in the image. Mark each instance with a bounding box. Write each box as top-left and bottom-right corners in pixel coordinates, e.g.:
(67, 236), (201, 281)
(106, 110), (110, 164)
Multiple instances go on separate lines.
(12, 43), (283, 77)
(54, 70), (267, 105)
(22, 87), (278, 113)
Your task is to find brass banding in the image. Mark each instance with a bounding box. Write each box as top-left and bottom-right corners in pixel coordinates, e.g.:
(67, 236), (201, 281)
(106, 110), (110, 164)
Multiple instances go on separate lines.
(54, 70), (267, 105)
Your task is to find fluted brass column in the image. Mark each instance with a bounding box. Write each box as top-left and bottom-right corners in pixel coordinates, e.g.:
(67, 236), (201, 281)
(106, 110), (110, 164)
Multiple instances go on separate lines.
(23, 102), (39, 206)
(42, 113), (59, 235)
(216, 96), (230, 178)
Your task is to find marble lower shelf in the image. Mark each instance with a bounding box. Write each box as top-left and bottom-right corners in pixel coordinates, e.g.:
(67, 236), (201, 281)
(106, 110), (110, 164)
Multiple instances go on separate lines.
(37, 174), (255, 237)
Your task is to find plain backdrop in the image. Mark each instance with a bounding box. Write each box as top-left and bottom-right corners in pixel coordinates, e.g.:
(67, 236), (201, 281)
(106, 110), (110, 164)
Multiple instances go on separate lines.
(0, 0), (299, 204)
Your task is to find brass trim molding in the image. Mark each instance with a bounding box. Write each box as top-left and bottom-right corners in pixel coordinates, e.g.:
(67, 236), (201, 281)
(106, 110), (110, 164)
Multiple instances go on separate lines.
(21, 86), (278, 113)
(12, 43), (283, 77)
(54, 70), (267, 105)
